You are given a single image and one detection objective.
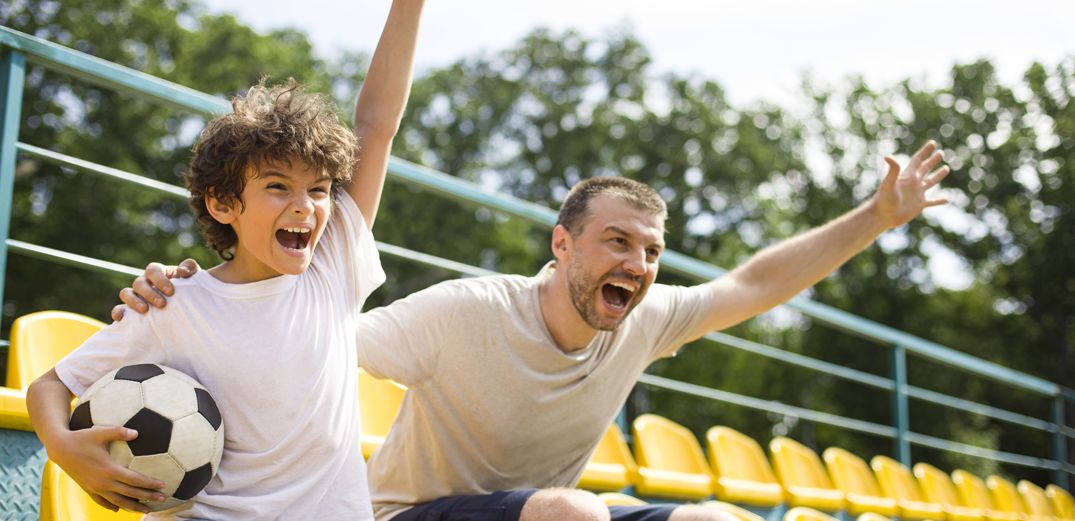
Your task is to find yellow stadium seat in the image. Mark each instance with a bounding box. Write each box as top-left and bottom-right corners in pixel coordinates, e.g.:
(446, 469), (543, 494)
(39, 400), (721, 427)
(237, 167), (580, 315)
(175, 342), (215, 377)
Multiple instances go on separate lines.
(857, 513), (896, 521)
(358, 368), (406, 459)
(823, 447), (899, 517)
(870, 455), (944, 521)
(702, 500), (768, 521)
(914, 462), (985, 521)
(8, 310), (105, 390)
(1046, 484), (1075, 520)
(769, 437), (844, 512)
(706, 426), (784, 507)
(952, 470), (1022, 521)
(40, 459), (142, 521)
(988, 475), (1036, 521)
(579, 423), (639, 492)
(785, 506), (840, 521)
(1017, 480), (1056, 521)
(598, 492), (648, 506)
(0, 386), (32, 432)
(632, 414), (713, 500)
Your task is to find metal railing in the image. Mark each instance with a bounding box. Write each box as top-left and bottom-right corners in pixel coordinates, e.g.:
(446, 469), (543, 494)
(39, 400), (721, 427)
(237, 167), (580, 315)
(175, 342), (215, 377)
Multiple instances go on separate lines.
(2, 24), (1072, 486)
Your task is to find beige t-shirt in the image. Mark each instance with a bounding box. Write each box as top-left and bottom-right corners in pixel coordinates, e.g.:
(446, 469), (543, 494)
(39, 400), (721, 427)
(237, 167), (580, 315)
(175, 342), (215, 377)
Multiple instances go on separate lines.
(358, 265), (713, 520)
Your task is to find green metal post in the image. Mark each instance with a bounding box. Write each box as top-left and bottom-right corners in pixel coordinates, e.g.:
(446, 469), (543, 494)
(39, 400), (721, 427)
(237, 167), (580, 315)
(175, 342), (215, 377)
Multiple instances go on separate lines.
(891, 343), (911, 465)
(0, 50), (27, 310)
(1053, 396), (1069, 488)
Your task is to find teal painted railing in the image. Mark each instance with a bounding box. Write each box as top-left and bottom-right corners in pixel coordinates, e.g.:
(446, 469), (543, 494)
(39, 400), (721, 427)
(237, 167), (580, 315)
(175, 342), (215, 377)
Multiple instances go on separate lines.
(2, 25), (1073, 486)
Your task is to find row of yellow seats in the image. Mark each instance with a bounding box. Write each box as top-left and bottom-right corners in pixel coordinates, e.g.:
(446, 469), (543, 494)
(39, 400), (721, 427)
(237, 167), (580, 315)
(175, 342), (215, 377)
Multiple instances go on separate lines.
(602, 493), (894, 521)
(576, 413), (1075, 521)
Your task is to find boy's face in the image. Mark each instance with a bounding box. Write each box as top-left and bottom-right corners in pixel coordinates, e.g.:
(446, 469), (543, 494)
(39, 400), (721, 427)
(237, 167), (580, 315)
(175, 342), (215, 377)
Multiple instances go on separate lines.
(209, 158), (333, 282)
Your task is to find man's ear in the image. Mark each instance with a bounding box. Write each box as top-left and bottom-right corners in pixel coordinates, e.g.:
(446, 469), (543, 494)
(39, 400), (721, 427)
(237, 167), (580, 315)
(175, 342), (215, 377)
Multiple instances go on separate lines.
(205, 193), (237, 225)
(551, 224), (573, 263)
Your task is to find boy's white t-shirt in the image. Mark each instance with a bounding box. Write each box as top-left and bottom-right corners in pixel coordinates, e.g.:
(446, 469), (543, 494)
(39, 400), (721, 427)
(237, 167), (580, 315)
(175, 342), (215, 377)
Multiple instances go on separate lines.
(55, 192), (385, 520)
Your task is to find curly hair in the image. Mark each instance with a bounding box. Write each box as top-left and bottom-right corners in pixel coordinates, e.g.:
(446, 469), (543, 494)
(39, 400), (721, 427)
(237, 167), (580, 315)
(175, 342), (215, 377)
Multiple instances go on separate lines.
(187, 78), (357, 259)
(556, 176), (667, 237)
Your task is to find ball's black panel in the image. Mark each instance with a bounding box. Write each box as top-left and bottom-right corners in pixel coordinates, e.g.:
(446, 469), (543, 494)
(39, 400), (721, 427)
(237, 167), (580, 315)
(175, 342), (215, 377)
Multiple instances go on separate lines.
(69, 401), (93, 431)
(173, 463), (213, 500)
(124, 409), (172, 456)
(194, 388), (222, 430)
(115, 364), (165, 382)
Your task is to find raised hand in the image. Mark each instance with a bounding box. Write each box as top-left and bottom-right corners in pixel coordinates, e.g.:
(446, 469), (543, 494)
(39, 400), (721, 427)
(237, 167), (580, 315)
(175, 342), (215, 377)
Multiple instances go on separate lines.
(872, 140), (952, 228)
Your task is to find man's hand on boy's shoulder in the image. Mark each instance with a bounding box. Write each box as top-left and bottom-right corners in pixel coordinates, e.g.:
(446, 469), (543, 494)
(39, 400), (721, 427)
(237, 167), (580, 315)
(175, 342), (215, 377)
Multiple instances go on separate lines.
(112, 259), (200, 321)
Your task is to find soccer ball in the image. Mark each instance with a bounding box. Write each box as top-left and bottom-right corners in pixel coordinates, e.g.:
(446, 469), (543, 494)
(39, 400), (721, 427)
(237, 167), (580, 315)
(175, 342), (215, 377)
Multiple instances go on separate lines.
(68, 364), (224, 511)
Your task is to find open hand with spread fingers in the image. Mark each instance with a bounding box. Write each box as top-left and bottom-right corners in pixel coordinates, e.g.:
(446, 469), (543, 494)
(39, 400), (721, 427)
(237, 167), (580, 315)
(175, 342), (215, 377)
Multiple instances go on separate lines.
(871, 140), (952, 228)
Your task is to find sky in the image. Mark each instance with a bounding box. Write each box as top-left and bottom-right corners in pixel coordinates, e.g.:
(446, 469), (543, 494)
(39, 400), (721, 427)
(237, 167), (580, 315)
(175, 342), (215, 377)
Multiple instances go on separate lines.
(202, 0), (1075, 107)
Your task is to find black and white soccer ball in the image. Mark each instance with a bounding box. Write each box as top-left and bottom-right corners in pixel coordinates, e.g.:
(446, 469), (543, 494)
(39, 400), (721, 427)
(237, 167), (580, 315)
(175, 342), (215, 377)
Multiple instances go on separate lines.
(69, 363), (224, 511)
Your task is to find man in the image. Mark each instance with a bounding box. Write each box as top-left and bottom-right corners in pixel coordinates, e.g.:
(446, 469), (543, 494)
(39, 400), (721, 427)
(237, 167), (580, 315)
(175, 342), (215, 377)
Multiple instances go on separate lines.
(120, 142), (950, 521)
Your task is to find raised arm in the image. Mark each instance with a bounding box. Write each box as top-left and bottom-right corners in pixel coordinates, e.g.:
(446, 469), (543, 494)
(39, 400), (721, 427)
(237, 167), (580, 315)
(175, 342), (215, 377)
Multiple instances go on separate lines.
(685, 141), (951, 339)
(349, 0), (425, 228)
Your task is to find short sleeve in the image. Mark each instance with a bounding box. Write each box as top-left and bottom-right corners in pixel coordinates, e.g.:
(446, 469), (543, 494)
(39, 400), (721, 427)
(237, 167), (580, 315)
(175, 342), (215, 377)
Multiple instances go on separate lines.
(635, 283), (714, 361)
(54, 311), (164, 397)
(356, 280), (467, 387)
(311, 191), (386, 311)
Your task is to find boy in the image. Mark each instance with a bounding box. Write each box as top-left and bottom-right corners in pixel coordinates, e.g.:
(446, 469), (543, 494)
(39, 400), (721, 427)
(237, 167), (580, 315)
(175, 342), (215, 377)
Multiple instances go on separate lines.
(26, 1), (425, 518)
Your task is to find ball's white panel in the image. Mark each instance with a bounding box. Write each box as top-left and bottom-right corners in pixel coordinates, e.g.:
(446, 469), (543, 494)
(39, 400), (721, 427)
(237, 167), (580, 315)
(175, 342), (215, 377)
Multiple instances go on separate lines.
(159, 365), (205, 391)
(142, 374), (198, 421)
(169, 415), (216, 471)
(108, 440), (134, 467)
(129, 453), (184, 498)
(88, 380), (144, 427)
(80, 367), (121, 402)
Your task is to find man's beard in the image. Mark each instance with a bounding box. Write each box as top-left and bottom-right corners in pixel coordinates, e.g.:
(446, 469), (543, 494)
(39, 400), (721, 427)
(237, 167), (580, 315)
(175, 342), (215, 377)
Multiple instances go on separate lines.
(566, 256), (644, 331)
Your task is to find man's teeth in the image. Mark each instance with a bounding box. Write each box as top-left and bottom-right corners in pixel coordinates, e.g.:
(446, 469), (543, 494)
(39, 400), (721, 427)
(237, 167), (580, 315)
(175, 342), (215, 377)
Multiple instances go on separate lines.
(283, 227), (310, 233)
(609, 281), (635, 292)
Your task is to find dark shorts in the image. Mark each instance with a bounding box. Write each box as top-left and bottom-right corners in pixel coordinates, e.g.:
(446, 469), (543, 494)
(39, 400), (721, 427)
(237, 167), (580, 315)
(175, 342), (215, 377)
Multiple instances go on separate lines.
(390, 489), (677, 521)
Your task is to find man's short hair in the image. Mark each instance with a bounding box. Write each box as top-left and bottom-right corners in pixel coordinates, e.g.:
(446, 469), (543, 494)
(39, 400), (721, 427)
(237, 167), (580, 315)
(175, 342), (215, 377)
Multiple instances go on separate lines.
(556, 177), (667, 236)
(186, 78), (357, 259)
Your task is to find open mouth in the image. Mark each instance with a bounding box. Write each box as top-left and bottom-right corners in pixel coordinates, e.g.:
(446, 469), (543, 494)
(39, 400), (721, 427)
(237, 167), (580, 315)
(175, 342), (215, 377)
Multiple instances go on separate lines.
(601, 281), (636, 312)
(275, 226), (311, 251)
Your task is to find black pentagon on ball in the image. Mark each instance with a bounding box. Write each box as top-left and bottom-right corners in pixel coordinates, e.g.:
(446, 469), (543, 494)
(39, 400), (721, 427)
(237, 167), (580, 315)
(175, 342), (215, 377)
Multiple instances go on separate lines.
(115, 363), (166, 382)
(124, 409), (173, 456)
(173, 462), (213, 500)
(69, 401), (93, 431)
(195, 388), (222, 430)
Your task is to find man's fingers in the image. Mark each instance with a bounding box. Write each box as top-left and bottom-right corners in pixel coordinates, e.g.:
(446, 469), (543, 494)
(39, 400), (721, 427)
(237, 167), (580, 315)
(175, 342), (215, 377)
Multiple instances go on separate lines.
(117, 288), (149, 314)
(111, 304), (126, 322)
(146, 263), (175, 296)
(177, 258), (200, 277)
(924, 197), (949, 208)
(909, 140), (937, 170)
(881, 156), (900, 190)
(132, 277), (166, 308)
(923, 165), (951, 189)
(918, 149), (945, 175)
(93, 426), (139, 444)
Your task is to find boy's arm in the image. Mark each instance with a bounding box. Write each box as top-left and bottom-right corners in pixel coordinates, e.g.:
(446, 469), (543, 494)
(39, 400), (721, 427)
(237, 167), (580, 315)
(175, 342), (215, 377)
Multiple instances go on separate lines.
(28, 369), (166, 513)
(348, 0), (425, 229)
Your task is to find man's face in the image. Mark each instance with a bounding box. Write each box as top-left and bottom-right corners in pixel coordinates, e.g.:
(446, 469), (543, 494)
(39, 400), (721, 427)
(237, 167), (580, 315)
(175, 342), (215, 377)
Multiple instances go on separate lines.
(563, 195), (665, 331)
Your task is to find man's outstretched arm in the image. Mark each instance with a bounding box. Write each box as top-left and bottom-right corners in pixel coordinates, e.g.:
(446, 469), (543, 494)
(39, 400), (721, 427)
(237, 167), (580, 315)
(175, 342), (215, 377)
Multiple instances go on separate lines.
(684, 141), (951, 340)
(349, 0), (425, 229)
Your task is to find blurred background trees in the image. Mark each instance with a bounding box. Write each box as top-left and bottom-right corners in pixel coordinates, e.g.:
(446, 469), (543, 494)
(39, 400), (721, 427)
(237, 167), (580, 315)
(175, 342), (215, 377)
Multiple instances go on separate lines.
(2, 0), (1072, 485)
